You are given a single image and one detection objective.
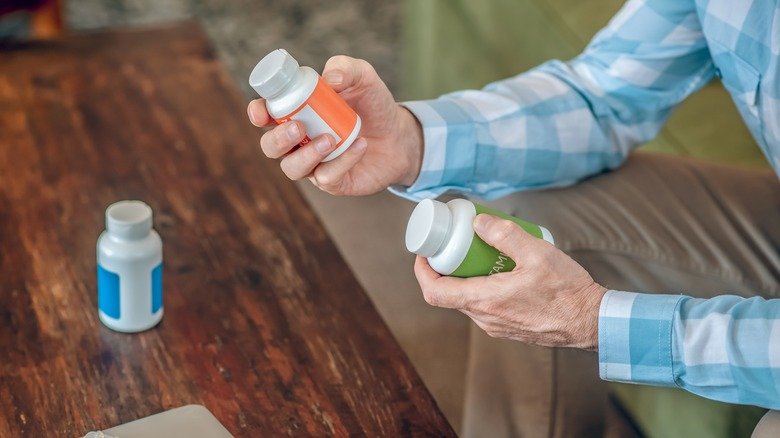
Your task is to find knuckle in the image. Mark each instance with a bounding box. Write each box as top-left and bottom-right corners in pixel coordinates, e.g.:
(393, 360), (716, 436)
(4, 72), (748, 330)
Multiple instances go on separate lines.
(279, 158), (303, 181)
(474, 319), (496, 336)
(325, 55), (355, 73)
(315, 172), (339, 190)
(321, 186), (342, 196)
(472, 299), (496, 315)
(456, 295), (474, 312)
(524, 251), (546, 268)
(327, 54), (351, 65)
(313, 172), (344, 195)
(480, 321), (506, 339)
(422, 288), (440, 306)
(357, 58), (374, 72)
(489, 220), (517, 243)
(356, 59), (377, 83)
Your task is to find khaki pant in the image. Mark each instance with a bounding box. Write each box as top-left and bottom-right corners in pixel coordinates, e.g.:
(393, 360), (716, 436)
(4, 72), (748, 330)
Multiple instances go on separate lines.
(463, 152), (780, 437)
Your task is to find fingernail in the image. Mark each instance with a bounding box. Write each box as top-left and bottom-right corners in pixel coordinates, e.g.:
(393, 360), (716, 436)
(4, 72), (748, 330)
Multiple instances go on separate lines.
(314, 136), (332, 154)
(474, 214), (492, 233)
(247, 104), (260, 126)
(354, 137), (367, 151)
(286, 123), (300, 141)
(324, 71), (343, 85)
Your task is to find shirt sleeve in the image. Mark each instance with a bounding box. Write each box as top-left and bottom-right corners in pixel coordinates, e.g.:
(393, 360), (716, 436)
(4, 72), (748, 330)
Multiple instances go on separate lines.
(391, 0), (714, 201)
(599, 290), (780, 410)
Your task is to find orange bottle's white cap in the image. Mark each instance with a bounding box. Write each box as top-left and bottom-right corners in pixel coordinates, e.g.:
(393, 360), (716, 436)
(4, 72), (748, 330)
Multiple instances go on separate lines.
(249, 49), (299, 99)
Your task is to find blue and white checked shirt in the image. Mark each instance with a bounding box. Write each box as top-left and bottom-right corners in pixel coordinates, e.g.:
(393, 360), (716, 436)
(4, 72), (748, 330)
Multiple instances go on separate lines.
(393, 0), (780, 409)
(600, 291), (780, 409)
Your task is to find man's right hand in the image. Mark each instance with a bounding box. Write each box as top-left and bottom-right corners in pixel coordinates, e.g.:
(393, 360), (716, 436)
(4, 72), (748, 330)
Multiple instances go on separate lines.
(247, 55), (423, 196)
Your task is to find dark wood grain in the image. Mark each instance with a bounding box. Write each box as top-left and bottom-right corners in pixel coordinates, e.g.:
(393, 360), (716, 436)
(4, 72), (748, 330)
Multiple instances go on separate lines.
(0, 22), (454, 436)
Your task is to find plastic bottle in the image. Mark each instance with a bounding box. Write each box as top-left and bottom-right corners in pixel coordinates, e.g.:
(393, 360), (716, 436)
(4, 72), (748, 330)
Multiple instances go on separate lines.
(97, 200), (163, 333)
(405, 198), (554, 277)
(249, 49), (361, 162)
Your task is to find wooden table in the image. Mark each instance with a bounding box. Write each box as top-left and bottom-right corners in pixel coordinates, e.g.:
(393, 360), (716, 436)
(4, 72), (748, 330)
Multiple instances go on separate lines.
(0, 22), (454, 436)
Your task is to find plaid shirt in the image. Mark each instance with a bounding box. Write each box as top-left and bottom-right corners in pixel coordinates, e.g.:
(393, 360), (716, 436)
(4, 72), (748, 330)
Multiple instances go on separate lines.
(393, 0), (780, 408)
(600, 291), (780, 409)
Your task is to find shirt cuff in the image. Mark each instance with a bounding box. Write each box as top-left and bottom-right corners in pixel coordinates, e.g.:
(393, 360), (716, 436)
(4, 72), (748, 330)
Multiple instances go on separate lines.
(598, 290), (684, 387)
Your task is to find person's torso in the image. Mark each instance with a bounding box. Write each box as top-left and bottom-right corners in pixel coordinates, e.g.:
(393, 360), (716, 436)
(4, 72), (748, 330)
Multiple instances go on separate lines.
(697, 0), (780, 174)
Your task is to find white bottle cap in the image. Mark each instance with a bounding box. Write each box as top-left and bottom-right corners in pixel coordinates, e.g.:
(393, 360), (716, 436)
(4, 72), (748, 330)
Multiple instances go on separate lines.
(249, 49), (299, 98)
(106, 200), (153, 239)
(405, 199), (452, 257)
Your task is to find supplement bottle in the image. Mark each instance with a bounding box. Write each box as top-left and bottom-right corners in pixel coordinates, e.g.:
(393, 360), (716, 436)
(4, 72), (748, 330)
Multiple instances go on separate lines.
(97, 200), (163, 332)
(249, 49), (361, 162)
(406, 199), (554, 277)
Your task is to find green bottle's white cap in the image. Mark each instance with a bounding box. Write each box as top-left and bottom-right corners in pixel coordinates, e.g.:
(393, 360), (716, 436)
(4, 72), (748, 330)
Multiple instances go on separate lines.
(249, 49), (299, 99)
(406, 199), (452, 257)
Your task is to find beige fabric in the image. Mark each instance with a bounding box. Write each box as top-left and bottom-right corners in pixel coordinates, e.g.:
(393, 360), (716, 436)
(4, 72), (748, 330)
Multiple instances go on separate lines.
(753, 410), (780, 438)
(463, 152), (780, 437)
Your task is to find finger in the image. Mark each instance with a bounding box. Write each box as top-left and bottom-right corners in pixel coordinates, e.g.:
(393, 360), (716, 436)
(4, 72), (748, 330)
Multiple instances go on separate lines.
(413, 256), (454, 308)
(279, 134), (336, 180)
(322, 55), (372, 92)
(311, 137), (368, 192)
(413, 256), (484, 309)
(473, 214), (536, 261)
(247, 99), (272, 127)
(260, 121), (306, 159)
(413, 255), (441, 283)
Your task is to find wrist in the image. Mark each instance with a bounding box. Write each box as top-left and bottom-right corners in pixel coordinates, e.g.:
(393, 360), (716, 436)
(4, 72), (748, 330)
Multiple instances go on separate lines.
(579, 283), (608, 351)
(396, 105), (423, 186)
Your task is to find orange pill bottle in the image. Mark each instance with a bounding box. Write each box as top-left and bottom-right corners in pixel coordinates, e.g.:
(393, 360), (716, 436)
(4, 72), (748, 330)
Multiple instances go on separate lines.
(249, 49), (362, 162)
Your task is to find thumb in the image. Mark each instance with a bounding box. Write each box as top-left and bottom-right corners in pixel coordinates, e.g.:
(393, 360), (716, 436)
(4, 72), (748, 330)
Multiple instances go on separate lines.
(473, 214), (535, 261)
(322, 55), (371, 92)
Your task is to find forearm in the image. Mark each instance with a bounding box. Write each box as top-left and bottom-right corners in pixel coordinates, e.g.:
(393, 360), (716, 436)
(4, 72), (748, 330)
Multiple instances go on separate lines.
(390, 0), (715, 201)
(391, 62), (636, 201)
(599, 290), (780, 409)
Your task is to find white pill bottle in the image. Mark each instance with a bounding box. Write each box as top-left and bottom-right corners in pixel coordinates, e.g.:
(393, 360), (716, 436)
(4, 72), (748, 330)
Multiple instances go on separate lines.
(249, 49), (362, 162)
(97, 200), (163, 333)
(406, 199), (555, 277)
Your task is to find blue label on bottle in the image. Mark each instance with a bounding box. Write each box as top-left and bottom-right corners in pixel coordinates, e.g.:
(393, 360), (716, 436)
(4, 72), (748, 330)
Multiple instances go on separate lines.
(97, 265), (121, 319)
(152, 263), (162, 313)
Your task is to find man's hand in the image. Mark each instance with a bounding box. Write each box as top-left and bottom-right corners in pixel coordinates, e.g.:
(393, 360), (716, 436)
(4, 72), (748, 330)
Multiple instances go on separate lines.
(247, 56), (423, 196)
(414, 214), (607, 350)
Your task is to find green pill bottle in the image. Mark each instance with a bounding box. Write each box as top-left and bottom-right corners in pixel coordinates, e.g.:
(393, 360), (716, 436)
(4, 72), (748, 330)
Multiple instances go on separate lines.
(405, 199), (554, 277)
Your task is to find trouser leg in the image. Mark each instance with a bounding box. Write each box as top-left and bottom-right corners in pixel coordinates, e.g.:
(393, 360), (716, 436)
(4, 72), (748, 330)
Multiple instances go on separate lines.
(462, 152), (780, 437)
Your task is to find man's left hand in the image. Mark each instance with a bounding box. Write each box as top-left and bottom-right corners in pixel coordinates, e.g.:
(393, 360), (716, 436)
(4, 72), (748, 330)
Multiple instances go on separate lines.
(414, 213), (607, 350)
